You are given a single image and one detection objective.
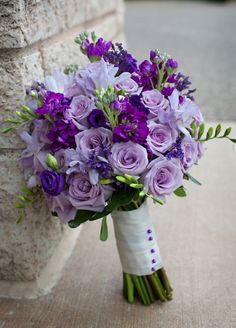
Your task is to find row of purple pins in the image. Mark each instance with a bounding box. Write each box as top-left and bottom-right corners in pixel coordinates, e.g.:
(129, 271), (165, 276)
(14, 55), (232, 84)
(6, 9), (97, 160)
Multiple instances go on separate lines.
(147, 229), (156, 272)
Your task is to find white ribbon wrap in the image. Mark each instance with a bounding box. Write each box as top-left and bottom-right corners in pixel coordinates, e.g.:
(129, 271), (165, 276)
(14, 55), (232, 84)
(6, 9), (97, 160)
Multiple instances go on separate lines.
(111, 202), (163, 276)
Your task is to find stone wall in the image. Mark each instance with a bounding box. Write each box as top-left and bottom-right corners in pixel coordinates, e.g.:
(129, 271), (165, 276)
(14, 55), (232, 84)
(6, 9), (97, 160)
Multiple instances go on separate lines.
(0, 0), (125, 285)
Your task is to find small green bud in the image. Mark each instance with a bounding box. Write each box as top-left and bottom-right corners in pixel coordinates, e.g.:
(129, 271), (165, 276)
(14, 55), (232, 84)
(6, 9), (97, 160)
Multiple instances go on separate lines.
(139, 190), (146, 197)
(124, 174), (137, 183)
(130, 183), (143, 189)
(100, 179), (112, 185)
(46, 154), (59, 171)
(116, 176), (127, 183)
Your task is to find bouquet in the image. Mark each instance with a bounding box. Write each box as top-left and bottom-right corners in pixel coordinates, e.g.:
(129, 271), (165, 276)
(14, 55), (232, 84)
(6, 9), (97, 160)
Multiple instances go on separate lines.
(2, 32), (235, 305)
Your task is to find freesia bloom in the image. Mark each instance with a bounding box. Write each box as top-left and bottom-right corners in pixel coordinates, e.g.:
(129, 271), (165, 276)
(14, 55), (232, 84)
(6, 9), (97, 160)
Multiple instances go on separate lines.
(147, 122), (178, 155)
(181, 136), (199, 171)
(44, 70), (73, 94)
(110, 141), (148, 177)
(65, 59), (118, 97)
(142, 90), (170, 119)
(68, 171), (111, 212)
(143, 156), (183, 197)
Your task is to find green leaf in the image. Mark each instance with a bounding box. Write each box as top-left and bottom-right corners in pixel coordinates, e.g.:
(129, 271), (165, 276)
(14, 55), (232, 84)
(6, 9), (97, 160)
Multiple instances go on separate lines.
(185, 173), (202, 186)
(152, 196), (164, 205)
(223, 127), (232, 137)
(100, 216), (108, 242)
(68, 209), (94, 228)
(14, 202), (26, 209)
(229, 138), (236, 143)
(206, 127), (214, 140)
(214, 124), (221, 137)
(1, 127), (13, 134)
(174, 186), (187, 197)
(17, 195), (31, 203)
(197, 123), (205, 140)
(16, 215), (24, 224)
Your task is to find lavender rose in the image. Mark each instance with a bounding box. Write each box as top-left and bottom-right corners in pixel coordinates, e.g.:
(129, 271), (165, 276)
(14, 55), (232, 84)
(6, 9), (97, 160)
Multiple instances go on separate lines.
(147, 122), (178, 155)
(181, 136), (199, 171)
(110, 141), (148, 177)
(142, 90), (170, 119)
(47, 192), (76, 223)
(40, 170), (64, 196)
(75, 127), (112, 159)
(143, 156), (183, 197)
(65, 95), (94, 130)
(68, 171), (111, 212)
(114, 73), (140, 94)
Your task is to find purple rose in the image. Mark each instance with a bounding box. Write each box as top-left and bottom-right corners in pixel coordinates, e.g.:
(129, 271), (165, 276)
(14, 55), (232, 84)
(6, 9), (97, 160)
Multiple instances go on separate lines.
(147, 122), (178, 155)
(75, 127), (112, 159)
(87, 109), (107, 128)
(114, 73), (140, 94)
(40, 170), (64, 196)
(65, 95), (94, 130)
(110, 141), (148, 177)
(47, 192), (76, 224)
(142, 90), (170, 119)
(143, 156), (183, 197)
(181, 136), (199, 171)
(68, 171), (112, 212)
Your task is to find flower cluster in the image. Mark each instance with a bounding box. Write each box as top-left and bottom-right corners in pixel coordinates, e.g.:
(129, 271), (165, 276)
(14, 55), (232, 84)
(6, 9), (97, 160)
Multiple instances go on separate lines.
(6, 32), (234, 225)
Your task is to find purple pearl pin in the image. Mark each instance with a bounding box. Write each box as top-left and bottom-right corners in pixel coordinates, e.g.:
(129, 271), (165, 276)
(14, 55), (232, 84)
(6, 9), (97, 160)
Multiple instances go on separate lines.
(151, 267), (155, 272)
(147, 229), (152, 234)
(152, 259), (156, 264)
(150, 248), (155, 254)
(148, 236), (153, 241)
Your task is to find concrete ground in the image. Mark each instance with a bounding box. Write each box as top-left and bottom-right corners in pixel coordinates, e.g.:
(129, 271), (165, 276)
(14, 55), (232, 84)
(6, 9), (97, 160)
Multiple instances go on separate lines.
(125, 1), (236, 121)
(1, 2), (236, 328)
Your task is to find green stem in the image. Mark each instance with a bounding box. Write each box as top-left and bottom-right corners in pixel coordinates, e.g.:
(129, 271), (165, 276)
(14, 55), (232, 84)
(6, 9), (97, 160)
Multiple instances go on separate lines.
(138, 276), (151, 305)
(131, 275), (148, 305)
(148, 274), (167, 302)
(124, 273), (135, 303)
(142, 276), (155, 303)
(159, 268), (173, 293)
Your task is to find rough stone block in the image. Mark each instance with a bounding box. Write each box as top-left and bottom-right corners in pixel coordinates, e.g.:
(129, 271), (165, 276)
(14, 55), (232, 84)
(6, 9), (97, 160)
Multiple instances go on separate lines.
(0, 149), (65, 281)
(0, 50), (44, 149)
(0, 0), (86, 49)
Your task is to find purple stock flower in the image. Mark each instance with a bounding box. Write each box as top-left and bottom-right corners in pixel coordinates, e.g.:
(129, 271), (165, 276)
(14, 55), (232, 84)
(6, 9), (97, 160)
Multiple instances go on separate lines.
(161, 86), (175, 97)
(113, 102), (149, 144)
(129, 95), (149, 114)
(40, 170), (64, 196)
(85, 37), (112, 61)
(166, 58), (178, 69)
(104, 43), (138, 75)
(138, 60), (158, 90)
(35, 91), (71, 120)
(47, 119), (79, 152)
(87, 109), (107, 128)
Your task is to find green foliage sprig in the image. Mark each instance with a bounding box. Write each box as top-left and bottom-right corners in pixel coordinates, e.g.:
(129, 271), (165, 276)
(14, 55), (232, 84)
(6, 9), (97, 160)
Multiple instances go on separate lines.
(15, 186), (42, 224)
(195, 123), (236, 143)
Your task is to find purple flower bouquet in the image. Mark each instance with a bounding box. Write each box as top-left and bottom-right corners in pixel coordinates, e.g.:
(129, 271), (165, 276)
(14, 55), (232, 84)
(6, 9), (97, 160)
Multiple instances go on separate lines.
(3, 32), (235, 305)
